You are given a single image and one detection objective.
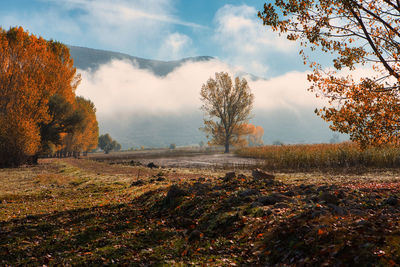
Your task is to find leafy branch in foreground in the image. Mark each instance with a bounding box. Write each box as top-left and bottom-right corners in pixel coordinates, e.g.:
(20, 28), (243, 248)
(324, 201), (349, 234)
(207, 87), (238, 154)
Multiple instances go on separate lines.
(259, 0), (400, 148)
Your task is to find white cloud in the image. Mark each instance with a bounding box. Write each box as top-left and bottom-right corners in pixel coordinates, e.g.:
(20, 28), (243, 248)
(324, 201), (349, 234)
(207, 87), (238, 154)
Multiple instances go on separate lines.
(76, 59), (324, 120)
(213, 4), (297, 77)
(0, 0), (206, 59)
(252, 71), (326, 115)
(77, 59), (229, 116)
(75, 60), (381, 146)
(76, 58), (381, 124)
(42, 0), (205, 28)
(55, 0), (190, 53)
(158, 33), (195, 60)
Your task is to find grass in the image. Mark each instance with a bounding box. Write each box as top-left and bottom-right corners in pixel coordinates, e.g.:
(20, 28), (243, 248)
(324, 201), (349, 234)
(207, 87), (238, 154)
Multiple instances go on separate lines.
(236, 142), (400, 171)
(0, 157), (399, 265)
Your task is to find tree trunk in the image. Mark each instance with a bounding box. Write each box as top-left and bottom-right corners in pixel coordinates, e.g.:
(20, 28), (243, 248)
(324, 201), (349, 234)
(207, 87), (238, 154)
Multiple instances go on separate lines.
(224, 140), (230, 153)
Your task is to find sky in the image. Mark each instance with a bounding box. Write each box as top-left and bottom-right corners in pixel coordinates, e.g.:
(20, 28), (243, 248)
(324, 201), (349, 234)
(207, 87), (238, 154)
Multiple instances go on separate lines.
(0, 0), (310, 78)
(1, 0), (358, 144)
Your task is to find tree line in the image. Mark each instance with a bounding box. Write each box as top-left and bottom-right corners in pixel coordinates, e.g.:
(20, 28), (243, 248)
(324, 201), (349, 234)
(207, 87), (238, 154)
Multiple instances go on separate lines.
(0, 27), (98, 167)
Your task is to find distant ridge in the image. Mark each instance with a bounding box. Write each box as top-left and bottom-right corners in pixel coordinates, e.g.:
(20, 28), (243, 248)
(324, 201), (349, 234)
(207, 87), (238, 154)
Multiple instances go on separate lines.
(68, 45), (214, 76)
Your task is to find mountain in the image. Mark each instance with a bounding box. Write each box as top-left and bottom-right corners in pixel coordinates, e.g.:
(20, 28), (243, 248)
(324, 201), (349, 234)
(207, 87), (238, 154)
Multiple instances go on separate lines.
(68, 45), (214, 76)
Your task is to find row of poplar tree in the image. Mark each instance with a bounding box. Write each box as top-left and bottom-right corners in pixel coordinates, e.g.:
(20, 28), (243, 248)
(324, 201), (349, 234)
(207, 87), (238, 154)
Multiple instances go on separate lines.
(0, 27), (99, 167)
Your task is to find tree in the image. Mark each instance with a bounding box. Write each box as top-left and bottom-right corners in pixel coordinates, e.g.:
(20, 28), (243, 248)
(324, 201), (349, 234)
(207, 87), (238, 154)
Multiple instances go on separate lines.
(112, 140), (122, 152)
(259, 1), (400, 147)
(0, 27), (82, 166)
(61, 96), (99, 156)
(77, 97), (99, 153)
(98, 134), (113, 154)
(242, 123), (264, 147)
(40, 94), (85, 155)
(200, 72), (254, 153)
(0, 27), (50, 166)
(98, 134), (121, 154)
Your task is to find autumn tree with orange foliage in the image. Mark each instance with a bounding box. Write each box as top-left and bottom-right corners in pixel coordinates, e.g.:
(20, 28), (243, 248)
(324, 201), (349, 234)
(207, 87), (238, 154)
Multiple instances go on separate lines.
(243, 123), (264, 147)
(0, 27), (97, 166)
(200, 72), (254, 153)
(259, 0), (400, 148)
(218, 123), (264, 148)
(71, 97), (99, 155)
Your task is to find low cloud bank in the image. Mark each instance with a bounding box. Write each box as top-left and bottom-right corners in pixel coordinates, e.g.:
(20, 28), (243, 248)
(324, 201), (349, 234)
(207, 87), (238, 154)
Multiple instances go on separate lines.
(76, 59), (374, 146)
(76, 59), (324, 118)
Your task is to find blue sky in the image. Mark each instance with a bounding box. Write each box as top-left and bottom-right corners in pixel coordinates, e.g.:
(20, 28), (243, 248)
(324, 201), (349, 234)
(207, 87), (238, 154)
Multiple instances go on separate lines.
(0, 0), (312, 78)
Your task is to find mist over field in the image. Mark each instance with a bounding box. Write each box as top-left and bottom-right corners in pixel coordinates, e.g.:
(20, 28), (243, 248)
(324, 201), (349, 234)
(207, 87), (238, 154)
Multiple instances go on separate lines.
(73, 48), (340, 148)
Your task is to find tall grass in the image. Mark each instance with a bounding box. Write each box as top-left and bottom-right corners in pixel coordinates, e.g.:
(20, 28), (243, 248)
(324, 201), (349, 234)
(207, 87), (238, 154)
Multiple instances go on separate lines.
(235, 142), (400, 170)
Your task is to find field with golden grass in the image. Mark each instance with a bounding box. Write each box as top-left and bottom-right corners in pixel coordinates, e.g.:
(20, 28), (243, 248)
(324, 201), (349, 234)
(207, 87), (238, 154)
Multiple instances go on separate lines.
(236, 142), (400, 171)
(1, 156), (399, 266)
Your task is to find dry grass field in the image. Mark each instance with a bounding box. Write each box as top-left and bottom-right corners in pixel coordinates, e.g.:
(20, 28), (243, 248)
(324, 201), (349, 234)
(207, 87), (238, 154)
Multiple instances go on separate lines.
(236, 143), (400, 171)
(0, 155), (399, 266)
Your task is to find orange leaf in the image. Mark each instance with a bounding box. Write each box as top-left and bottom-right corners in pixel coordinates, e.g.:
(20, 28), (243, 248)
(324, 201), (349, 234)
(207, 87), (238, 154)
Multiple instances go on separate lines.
(181, 249), (188, 256)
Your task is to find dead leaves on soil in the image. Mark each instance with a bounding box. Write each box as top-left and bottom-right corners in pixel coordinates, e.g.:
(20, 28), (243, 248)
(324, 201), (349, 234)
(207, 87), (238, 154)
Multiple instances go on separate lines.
(0, 163), (399, 266)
